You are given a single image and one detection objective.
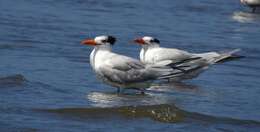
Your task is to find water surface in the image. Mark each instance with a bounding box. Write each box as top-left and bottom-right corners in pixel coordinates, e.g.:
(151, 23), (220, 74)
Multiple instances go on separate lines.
(1, 0), (260, 131)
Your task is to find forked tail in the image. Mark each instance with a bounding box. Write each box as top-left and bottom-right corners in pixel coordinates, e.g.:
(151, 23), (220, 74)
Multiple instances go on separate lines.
(213, 49), (244, 63)
(196, 49), (243, 64)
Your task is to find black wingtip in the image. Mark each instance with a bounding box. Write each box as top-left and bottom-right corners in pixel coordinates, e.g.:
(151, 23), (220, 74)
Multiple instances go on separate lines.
(216, 55), (245, 63)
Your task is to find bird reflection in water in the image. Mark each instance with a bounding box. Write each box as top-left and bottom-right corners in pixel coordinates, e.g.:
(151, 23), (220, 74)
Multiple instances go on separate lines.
(42, 83), (260, 124)
(87, 91), (169, 108)
(78, 82), (200, 123)
(86, 81), (201, 107)
(232, 11), (260, 23)
(149, 81), (200, 93)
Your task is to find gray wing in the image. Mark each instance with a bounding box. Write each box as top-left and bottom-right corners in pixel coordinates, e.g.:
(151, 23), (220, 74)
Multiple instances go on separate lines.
(99, 53), (190, 83)
(99, 66), (155, 84)
(164, 56), (209, 74)
(98, 54), (154, 84)
(99, 53), (186, 83)
(150, 48), (193, 63)
(104, 53), (145, 70)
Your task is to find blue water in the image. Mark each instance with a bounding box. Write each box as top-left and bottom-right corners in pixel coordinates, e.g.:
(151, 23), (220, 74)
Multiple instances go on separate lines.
(1, 0), (260, 131)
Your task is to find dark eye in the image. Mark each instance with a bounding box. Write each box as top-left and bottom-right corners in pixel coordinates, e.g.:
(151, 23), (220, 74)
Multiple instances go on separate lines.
(101, 40), (107, 43)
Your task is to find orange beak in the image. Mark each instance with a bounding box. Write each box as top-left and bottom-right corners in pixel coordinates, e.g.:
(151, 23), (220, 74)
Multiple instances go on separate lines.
(134, 38), (145, 45)
(81, 39), (97, 46)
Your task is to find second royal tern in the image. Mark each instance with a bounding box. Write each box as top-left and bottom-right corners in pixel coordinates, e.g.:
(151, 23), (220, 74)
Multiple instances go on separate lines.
(134, 36), (242, 81)
(81, 35), (186, 94)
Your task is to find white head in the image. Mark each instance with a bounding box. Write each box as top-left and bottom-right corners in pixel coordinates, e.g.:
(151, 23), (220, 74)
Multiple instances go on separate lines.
(81, 35), (116, 47)
(134, 36), (160, 47)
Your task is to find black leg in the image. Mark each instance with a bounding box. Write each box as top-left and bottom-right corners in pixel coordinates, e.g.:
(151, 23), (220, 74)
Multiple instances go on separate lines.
(140, 88), (145, 95)
(117, 87), (120, 94)
(252, 7), (256, 13)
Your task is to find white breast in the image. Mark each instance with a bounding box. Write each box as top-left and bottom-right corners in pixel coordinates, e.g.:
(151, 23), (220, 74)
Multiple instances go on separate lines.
(139, 48), (145, 63)
(90, 48), (96, 69)
(90, 48), (112, 73)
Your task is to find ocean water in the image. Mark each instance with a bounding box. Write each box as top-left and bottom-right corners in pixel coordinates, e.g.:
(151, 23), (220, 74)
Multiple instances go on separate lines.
(1, 0), (260, 131)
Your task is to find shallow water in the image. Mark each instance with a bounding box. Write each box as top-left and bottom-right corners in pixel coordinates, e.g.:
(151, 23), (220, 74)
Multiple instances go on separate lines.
(1, 0), (260, 131)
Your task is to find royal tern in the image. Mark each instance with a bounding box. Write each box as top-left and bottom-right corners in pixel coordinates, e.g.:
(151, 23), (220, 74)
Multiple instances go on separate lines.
(134, 36), (242, 81)
(81, 35), (184, 93)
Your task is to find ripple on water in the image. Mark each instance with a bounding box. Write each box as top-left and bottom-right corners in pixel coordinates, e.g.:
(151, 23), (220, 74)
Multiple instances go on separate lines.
(38, 104), (185, 123)
(0, 74), (27, 87)
(0, 43), (35, 50)
(38, 104), (260, 125)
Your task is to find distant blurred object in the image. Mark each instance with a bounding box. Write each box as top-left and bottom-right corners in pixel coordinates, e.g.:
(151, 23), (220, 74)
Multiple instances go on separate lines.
(232, 11), (260, 23)
(241, 0), (260, 13)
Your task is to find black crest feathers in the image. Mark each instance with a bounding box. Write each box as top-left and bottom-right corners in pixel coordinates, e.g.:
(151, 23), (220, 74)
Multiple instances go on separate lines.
(153, 38), (160, 44)
(107, 36), (116, 45)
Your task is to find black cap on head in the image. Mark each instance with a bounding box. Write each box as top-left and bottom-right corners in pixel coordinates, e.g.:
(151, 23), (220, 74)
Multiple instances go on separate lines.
(152, 38), (160, 44)
(107, 36), (116, 45)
